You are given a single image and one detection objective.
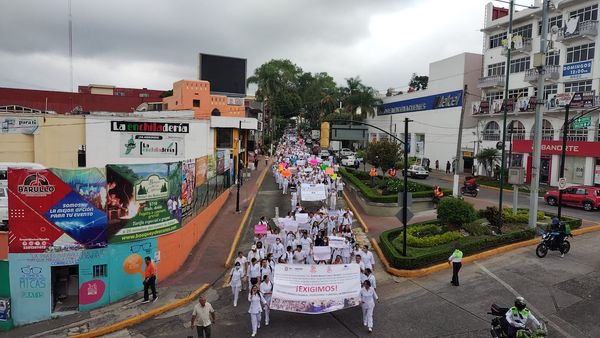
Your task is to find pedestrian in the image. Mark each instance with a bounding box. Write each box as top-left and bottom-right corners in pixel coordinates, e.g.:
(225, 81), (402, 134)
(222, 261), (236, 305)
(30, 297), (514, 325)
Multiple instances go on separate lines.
(248, 285), (266, 337)
(435, 160), (439, 171)
(248, 258), (261, 290)
(234, 251), (248, 291)
(191, 296), (215, 338)
(336, 179), (344, 197)
(259, 275), (273, 326)
(229, 262), (243, 307)
(141, 256), (157, 303)
(254, 156), (259, 170)
(362, 268), (377, 290)
(360, 280), (379, 333)
(361, 245), (375, 271)
(446, 160), (451, 174)
(448, 245), (463, 286)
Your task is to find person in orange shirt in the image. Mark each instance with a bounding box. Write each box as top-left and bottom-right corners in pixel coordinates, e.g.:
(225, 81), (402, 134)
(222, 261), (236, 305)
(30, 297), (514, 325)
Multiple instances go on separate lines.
(142, 256), (158, 303)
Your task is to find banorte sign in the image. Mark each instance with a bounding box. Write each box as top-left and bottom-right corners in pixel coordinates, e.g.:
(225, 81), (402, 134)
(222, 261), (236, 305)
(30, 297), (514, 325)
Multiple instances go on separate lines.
(512, 140), (600, 157)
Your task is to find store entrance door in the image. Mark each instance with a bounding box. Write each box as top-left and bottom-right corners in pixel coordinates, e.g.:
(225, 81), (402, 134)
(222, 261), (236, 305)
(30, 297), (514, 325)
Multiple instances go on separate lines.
(51, 265), (79, 313)
(540, 157), (551, 185)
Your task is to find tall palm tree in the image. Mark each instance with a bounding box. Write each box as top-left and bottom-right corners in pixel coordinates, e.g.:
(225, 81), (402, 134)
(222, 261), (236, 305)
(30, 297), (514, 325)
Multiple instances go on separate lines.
(475, 148), (500, 177)
(340, 77), (382, 121)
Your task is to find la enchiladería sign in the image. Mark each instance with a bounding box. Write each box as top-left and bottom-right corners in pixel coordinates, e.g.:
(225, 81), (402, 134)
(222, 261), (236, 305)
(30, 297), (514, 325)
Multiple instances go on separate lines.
(111, 121), (189, 133)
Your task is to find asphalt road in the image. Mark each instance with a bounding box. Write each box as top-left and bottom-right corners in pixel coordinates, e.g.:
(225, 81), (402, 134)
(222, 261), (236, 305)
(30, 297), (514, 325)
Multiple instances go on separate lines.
(121, 173), (600, 338)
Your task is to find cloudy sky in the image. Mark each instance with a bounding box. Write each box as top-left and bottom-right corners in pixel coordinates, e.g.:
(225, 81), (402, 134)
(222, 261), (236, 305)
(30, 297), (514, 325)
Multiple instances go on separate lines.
(0, 0), (519, 94)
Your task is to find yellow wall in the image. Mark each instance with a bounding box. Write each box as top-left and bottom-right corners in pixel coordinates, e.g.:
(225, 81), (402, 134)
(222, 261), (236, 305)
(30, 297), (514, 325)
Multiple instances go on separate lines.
(0, 115), (84, 168)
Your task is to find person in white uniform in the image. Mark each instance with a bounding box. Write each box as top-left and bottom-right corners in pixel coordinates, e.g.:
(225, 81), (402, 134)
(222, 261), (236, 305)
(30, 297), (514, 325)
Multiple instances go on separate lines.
(248, 285), (266, 337)
(361, 245), (375, 271)
(259, 275), (274, 326)
(229, 262), (244, 307)
(360, 280), (379, 332)
(248, 258), (261, 290)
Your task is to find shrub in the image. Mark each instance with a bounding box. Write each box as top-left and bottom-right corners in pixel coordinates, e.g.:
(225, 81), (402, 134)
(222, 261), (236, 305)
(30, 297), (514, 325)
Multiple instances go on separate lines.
(502, 208), (545, 223)
(463, 219), (493, 236)
(392, 223), (462, 248)
(482, 206), (502, 229)
(437, 197), (477, 227)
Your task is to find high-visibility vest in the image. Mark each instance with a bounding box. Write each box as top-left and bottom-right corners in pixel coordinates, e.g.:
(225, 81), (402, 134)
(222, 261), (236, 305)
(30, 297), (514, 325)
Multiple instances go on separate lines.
(369, 168), (376, 177)
(452, 249), (463, 259)
(510, 306), (530, 321)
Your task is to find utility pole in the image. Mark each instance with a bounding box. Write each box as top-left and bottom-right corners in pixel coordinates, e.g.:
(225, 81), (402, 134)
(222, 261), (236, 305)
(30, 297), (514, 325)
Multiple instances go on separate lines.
(528, 0), (550, 228)
(498, 0), (515, 228)
(557, 104), (570, 219)
(236, 120), (242, 213)
(402, 117), (413, 256)
(453, 84), (468, 196)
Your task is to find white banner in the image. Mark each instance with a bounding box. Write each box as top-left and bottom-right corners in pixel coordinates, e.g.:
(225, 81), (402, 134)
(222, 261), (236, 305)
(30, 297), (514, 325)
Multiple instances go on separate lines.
(120, 133), (185, 158)
(300, 183), (327, 201)
(313, 246), (331, 261)
(295, 213), (309, 223)
(271, 264), (361, 314)
(0, 117), (38, 134)
(328, 236), (346, 249)
(284, 221), (298, 233)
(296, 160), (306, 166)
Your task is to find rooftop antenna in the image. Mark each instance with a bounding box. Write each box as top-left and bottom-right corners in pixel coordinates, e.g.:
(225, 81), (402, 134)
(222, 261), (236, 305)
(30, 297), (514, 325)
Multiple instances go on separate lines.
(68, 0), (73, 92)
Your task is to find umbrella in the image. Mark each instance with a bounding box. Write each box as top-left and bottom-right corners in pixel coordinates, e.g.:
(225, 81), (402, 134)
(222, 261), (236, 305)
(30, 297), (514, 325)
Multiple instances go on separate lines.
(309, 159), (319, 166)
(282, 170), (291, 177)
(325, 167), (334, 175)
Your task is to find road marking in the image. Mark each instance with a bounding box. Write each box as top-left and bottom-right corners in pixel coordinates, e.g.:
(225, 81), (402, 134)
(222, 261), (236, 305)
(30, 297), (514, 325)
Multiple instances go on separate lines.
(475, 261), (575, 338)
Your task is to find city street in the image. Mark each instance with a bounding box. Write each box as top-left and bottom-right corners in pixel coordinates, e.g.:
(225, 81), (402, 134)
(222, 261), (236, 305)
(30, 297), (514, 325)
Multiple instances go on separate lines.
(122, 173), (600, 338)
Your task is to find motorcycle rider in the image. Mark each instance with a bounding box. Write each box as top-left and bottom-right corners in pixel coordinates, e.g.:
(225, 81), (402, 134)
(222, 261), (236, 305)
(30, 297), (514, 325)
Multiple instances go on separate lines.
(463, 176), (477, 192)
(503, 297), (541, 338)
(550, 217), (568, 258)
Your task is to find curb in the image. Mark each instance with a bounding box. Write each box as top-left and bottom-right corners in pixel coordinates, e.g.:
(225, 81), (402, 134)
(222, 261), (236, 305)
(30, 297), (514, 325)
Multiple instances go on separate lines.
(224, 162), (270, 268)
(74, 283), (210, 338)
(343, 190), (369, 233)
(371, 223), (600, 278)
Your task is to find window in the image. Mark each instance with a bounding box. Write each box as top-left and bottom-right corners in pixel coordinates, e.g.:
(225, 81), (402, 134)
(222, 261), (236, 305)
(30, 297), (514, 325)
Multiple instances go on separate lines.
(485, 91), (504, 101)
(566, 43), (595, 63)
(539, 15), (563, 35)
(562, 125), (588, 141)
(533, 84), (558, 100)
(489, 32), (507, 49)
(531, 119), (554, 140)
(513, 24), (533, 38)
(216, 128), (233, 148)
(510, 57), (530, 73)
(193, 99), (200, 108)
(509, 120), (526, 140)
(139, 93), (150, 98)
(93, 264), (107, 278)
(115, 92), (125, 97)
(546, 51), (560, 66)
(569, 4), (598, 22)
(483, 121), (501, 141)
(487, 62), (506, 76)
(564, 80), (592, 93)
(508, 88), (529, 99)
(0, 187), (6, 198)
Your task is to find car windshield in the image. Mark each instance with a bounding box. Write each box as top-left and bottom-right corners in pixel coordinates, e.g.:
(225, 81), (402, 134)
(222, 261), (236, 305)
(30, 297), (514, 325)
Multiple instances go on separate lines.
(413, 166), (425, 171)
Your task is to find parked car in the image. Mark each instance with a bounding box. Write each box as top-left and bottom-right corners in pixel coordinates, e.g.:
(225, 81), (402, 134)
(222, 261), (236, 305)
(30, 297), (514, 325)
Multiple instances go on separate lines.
(544, 186), (600, 211)
(340, 148), (354, 157)
(340, 155), (362, 168)
(403, 165), (429, 179)
(319, 149), (331, 159)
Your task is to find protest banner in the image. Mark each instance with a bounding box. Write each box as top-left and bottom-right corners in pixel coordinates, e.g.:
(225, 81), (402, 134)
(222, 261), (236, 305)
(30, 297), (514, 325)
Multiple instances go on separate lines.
(300, 183), (327, 201)
(313, 246), (331, 261)
(295, 213), (309, 223)
(254, 224), (268, 235)
(284, 221), (298, 233)
(271, 264), (361, 314)
(296, 160), (305, 166)
(298, 222), (311, 232)
(264, 233), (279, 246)
(328, 236), (346, 249)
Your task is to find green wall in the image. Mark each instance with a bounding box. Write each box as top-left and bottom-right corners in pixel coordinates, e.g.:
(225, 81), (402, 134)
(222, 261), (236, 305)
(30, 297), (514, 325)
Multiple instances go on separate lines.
(0, 260), (13, 331)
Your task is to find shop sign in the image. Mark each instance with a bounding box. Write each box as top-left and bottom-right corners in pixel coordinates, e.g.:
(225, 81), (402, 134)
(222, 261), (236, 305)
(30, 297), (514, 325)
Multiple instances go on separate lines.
(512, 140), (600, 157)
(569, 91), (595, 109)
(111, 121), (189, 134)
(572, 116), (592, 129)
(563, 60), (592, 80)
(0, 117), (38, 134)
(380, 90), (463, 115)
(121, 134), (184, 158)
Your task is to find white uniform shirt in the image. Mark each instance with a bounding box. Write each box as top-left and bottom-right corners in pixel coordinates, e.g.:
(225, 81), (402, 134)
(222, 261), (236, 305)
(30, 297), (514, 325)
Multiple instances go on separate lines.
(248, 263), (261, 279)
(248, 293), (266, 314)
(360, 287), (378, 306)
(362, 250), (375, 269)
(260, 281), (273, 297)
(300, 237), (312, 253)
(234, 256), (248, 276)
(229, 268), (243, 288)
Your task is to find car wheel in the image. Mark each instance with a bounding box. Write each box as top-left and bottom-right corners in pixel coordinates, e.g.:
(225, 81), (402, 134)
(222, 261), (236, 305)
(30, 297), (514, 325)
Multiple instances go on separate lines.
(583, 201), (594, 211)
(547, 197), (557, 206)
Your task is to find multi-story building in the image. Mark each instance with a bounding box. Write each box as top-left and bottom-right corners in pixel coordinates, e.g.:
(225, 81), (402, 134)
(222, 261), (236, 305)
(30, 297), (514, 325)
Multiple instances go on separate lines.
(473, 0), (600, 187)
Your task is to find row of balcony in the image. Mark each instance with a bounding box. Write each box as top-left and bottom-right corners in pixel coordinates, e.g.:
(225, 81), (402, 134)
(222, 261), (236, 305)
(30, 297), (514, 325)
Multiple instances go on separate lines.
(471, 94), (600, 116)
(478, 65), (563, 89)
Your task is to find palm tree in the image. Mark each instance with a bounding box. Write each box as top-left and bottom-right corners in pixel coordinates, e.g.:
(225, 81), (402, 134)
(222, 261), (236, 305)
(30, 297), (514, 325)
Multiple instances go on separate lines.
(476, 148), (500, 177)
(340, 77), (382, 121)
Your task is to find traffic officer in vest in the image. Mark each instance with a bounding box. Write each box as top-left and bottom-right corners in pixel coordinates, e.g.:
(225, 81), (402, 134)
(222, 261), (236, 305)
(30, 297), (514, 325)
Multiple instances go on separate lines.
(448, 245), (463, 286)
(505, 297), (541, 338)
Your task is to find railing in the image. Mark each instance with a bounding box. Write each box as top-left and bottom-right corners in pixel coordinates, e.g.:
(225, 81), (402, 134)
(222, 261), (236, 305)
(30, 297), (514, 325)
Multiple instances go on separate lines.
(501, 37), (532, 55)
(557, 20), (598, 41)
(523, 65), (560, 82)
(478, 75), (505, 88)
(482, 131), (501, 141)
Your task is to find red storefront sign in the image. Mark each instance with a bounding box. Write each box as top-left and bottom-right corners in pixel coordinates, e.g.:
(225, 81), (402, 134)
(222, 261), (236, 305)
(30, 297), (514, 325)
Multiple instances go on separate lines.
(512, 140), (600, 157)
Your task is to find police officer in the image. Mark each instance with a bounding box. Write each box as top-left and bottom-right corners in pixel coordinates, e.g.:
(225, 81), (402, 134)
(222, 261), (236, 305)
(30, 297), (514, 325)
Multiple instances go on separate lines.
(505, 297), (541, 338)
(448, 245), (463, 286)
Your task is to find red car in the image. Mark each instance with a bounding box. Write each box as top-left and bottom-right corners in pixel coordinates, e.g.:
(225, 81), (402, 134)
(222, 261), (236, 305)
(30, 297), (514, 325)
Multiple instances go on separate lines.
(544, 186), (600, 211)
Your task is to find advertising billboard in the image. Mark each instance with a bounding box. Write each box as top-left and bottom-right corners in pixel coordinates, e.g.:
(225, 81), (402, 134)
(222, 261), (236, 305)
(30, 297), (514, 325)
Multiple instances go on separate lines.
(198, 53), (247, 96)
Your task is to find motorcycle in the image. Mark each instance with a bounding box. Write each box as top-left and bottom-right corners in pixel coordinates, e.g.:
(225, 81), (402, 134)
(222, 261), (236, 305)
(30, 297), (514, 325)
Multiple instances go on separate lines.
(460, 184), (479, 197)
(488, 304), (547, 338)
(535, 230), (571, 258)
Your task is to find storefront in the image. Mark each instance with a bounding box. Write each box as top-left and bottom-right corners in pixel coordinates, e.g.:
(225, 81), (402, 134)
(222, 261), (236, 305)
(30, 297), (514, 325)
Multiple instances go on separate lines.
(512, 140), (600, 187)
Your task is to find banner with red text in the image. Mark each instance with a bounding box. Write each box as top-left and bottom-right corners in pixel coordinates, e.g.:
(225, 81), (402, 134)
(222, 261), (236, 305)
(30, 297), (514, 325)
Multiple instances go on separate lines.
(270, 264), (360, 314)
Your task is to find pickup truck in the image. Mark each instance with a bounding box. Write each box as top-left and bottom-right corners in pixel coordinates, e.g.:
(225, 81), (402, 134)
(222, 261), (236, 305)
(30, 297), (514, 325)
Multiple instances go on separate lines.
(341, 155), (362, 168)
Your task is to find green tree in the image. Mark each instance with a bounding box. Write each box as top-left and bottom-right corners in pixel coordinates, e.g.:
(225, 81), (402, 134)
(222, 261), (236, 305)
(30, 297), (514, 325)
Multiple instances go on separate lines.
(366, 139), (402, 173)
(476, 148), (500, 177)
(340, 77), (382, 120)
(408, 73), (429, 91)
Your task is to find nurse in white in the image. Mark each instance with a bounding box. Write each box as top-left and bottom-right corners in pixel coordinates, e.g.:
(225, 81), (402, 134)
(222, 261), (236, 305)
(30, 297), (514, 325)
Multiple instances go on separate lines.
(248, 285), (266, 337)
(229, 262), (244, 306)
(259, 275), (273, 326)
(360, 279), (379, 332)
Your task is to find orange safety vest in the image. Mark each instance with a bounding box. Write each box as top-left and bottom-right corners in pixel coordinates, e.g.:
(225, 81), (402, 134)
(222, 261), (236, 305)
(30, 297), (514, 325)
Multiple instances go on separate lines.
(389, 169), (397, 177)
(369, 168), (376, 177)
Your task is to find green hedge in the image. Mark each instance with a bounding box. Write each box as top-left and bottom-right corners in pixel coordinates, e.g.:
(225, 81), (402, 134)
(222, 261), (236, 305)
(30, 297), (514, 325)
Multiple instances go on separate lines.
(393, 223), (461, 248)
(379, 221), (536, 270)
(544, 212), (582, 230)
(341, 167), (451, 202)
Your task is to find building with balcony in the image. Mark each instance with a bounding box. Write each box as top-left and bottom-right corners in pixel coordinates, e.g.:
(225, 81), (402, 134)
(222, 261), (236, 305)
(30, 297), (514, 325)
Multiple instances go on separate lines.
(474, 0), (600, 187)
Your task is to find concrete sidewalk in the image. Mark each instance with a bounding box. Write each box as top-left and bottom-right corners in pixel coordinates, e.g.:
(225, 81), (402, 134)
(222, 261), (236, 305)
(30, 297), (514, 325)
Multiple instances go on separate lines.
(0, 162), (271, 338)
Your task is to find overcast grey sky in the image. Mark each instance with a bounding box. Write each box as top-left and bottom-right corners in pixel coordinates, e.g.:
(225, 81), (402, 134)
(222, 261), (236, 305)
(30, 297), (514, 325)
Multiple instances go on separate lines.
(0, 0), (510, 93)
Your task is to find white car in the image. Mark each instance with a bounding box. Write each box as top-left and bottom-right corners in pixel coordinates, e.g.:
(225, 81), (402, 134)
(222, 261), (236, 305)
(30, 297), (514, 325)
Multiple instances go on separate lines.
(340, 148), (354, 157)
(319, 150), (331, 159)
(405, 165), (429, 179)
(341, 155), (362, 167)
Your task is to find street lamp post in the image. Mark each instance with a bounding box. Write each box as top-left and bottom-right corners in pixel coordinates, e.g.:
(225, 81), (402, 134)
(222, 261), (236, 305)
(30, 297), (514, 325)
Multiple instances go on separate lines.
(557, 104), (569, 219)
(236, 120), (242, 213)
(402, 117), (413, 257)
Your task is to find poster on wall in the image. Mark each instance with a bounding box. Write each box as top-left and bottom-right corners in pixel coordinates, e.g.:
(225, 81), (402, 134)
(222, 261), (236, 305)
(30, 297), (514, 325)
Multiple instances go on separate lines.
(7, 168), (108, 253)
(270, 264), (360, 314)
(195, 156), (208, 187)
(216, 150), (225, 174)
(206, 154), (217, 179)
(181, 160), (196, 219)
(1, 116), (39, 134)
(120, 133), (185, 158)
(106, 162), (182, 243)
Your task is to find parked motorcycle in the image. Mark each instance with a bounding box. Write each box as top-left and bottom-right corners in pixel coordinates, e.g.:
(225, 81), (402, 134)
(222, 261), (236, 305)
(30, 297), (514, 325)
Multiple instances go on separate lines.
(488, 304), (547, 338)
(535, 230), (571, 258)
(460, 184), (479, 197)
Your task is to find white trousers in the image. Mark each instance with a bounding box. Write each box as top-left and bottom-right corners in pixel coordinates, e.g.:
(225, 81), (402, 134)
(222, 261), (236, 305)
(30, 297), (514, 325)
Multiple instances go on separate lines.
(263, 295), (272, 324)
(283, 184), (287, 194)
(231, 286), (240, 306)
(362, 303), (374, 328)
(250, 312), (261, 334)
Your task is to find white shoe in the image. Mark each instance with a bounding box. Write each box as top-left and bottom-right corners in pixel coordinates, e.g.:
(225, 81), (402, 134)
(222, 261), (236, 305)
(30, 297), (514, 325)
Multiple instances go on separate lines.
(363, 322), (367, 326)
(561, 253), (565, 258)
(265, 321), (269, 326)
(234, 303), (237, 307)
(368, 327), (373, 332)
(251, 333), (256, 337)
(141, 300), (150, 304)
